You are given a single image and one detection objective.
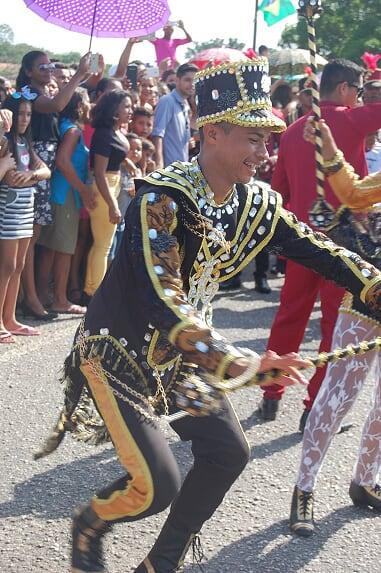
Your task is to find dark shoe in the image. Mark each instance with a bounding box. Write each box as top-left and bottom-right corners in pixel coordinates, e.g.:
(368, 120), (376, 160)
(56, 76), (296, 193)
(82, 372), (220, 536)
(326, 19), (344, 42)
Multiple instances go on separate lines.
(254, 276), (272, 294)
(219, 276), (242, 291)
(258, 398), (280, 421)
(135, 522), (201, 573)
(349, 481), (381, 510)
(71, 504), (111, 573)
(299, 409), (310, 434)
(20, 301), (58, 321)
(290, 485), (315, 537)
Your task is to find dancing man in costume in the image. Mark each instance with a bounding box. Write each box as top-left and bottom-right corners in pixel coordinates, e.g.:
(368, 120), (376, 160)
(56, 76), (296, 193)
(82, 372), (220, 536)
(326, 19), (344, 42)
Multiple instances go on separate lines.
(36, 58), (381, 573)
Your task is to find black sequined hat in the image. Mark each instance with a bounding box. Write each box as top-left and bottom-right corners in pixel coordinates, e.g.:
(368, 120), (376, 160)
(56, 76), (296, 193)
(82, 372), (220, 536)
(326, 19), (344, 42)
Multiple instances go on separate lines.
(194, 57), (286, 133)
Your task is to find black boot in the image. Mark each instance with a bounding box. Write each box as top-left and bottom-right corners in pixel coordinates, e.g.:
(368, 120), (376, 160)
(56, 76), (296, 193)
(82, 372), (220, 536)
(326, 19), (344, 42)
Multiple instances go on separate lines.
(254, 276), (272, 294)
(134, 522), (202, 572)
(290, 485), (315, 537)
(71, 504), (111, 573)
(258, 398), (280, 421)
(349, 481), (381, 510)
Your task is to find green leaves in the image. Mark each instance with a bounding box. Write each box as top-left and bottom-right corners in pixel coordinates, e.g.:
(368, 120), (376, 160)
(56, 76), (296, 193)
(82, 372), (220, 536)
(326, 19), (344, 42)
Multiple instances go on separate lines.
(279, 0), (381, 63)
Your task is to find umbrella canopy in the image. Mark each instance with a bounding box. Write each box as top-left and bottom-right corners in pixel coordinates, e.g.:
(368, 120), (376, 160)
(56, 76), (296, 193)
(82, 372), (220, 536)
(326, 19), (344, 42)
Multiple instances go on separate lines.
(269, 48), (327, 78)
(23, 0), (170, 38)
(189, 48), (245, 70)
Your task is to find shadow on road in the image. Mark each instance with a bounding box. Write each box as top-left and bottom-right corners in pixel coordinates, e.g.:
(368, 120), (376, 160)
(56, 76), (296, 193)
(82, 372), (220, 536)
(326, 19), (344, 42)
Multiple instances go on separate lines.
(0, 439), (192, 520)
(201, 506), (379, 573)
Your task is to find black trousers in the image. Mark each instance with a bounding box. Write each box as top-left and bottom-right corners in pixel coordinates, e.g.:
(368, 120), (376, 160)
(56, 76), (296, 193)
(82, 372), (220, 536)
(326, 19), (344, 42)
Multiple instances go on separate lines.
(81, 361), (250, 533)
(254, 250), (269, 280)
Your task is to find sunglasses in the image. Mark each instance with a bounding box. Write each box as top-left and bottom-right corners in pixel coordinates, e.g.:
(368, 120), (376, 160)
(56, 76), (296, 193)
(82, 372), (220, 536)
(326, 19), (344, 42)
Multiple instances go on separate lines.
(348, 83), (364, 97)
(38, 63), (56, 72)
(11, 86), (38, 101)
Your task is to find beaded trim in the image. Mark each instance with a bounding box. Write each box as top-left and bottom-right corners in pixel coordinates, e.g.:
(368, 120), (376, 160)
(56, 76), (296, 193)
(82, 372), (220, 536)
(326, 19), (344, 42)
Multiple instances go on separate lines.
(323, 149), (345, 175)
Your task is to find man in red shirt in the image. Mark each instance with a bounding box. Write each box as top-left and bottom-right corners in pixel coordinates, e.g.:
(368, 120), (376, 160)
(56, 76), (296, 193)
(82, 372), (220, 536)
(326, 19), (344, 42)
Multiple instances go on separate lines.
(259, 59), (381, 429)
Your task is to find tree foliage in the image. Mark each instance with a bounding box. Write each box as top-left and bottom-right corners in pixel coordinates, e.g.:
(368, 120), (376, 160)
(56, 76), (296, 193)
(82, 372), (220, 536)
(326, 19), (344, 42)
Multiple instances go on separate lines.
(185, 38), (245, 59)
(279, 0), (381, 63)
(0, 24), (14, 44)
(0, 24), (81, 76)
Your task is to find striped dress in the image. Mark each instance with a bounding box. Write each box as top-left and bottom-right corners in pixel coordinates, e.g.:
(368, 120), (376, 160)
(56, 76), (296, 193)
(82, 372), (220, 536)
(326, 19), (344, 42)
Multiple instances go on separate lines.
(0, 138), (35, 239)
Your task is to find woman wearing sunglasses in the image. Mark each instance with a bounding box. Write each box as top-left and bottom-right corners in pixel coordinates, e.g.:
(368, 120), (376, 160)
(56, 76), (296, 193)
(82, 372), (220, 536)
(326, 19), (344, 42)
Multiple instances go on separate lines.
(15, 50), (91, 321)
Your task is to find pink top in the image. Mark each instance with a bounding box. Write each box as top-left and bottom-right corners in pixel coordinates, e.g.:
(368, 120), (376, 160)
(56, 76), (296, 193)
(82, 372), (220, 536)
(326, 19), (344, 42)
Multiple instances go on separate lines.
(151, 37), (190, 66)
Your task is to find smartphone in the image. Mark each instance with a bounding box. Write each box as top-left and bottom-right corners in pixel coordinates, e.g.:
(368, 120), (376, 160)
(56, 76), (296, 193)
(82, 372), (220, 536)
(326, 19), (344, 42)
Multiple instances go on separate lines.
(167, 20), (179, 27)
(126, 64), (138, 89)
(89, 53), (100, 74)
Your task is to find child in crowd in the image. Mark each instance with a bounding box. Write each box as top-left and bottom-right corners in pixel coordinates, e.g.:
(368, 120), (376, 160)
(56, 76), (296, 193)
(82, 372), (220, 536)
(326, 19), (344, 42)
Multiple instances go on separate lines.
(0, 94), (50, 342)
(140, 138), (156, 175)
(126, 132), (143, 180)
(130, 106), (153, 139)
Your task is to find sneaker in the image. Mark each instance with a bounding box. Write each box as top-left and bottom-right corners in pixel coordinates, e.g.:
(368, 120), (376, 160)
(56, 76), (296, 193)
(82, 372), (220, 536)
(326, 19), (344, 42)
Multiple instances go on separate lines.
(71, 505), (110, 573)
(290, 486), (315, 537)
(349, 481), (381, 511)
(257, 398), (280, 421)
(299, 409), (310, 434)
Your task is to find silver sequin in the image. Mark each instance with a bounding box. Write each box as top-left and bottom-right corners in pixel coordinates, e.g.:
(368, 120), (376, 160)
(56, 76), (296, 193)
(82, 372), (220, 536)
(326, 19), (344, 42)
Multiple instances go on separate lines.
(148, 228), (158, 239)
(195, 341), (209, 353)
(154, 265), (164, 275)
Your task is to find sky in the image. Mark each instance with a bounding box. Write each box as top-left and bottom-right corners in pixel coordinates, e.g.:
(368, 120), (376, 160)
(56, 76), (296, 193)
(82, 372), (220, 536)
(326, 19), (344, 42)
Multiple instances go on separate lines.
(3, 0), (299, 66)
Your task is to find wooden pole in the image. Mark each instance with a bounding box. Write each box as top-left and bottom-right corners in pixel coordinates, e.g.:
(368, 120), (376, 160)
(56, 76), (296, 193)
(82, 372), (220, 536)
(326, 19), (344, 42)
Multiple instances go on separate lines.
(253, 0), (259, 50)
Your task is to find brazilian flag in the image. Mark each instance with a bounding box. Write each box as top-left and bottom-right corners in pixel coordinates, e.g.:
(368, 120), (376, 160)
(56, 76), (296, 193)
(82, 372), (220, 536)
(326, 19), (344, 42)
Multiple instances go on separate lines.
(258, 0), (296, 26)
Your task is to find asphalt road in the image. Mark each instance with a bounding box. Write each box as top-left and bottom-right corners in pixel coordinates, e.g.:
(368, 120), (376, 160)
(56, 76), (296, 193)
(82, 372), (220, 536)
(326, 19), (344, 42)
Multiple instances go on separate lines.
(1, 271), (380, 572)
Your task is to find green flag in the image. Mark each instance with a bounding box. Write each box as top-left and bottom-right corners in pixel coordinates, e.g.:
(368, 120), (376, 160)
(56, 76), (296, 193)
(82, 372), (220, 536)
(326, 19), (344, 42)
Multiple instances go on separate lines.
(258, 0), (297, 26)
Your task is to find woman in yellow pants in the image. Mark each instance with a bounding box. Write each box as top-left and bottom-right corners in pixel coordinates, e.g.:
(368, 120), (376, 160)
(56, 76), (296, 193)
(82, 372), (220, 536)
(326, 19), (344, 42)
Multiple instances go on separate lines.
(83, 90), (132, 302)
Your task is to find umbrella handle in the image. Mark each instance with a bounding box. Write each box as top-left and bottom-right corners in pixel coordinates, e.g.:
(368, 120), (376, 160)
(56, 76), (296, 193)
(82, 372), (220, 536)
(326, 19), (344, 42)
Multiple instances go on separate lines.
(88, 0), (99, 53)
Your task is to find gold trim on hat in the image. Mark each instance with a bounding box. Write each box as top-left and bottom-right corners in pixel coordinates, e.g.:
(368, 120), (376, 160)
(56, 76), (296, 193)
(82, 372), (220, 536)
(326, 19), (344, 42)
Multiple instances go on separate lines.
(194, 57), (269, 81)
(197, 111), (286, 132)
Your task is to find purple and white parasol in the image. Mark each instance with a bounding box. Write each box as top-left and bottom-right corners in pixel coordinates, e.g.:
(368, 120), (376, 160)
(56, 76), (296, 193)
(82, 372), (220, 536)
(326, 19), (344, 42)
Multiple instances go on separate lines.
(23, 0), (171, 39)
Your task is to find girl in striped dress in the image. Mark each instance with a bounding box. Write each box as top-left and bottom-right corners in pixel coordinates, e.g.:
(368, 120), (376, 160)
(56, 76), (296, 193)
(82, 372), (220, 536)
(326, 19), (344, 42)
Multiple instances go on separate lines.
(0, 93), (50, 343)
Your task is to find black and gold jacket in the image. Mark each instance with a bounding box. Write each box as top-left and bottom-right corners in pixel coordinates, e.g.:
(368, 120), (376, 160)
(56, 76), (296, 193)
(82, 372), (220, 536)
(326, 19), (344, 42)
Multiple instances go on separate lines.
(78, 158), (381, 398)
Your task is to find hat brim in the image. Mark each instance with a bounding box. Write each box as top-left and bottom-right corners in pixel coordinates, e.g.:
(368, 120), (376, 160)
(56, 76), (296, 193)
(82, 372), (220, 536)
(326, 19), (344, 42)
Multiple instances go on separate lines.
(197, 108), (286, 133)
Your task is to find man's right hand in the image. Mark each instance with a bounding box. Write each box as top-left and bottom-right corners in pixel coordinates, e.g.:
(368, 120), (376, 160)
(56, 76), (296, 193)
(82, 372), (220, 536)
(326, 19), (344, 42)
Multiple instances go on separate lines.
(258, 350), (311, 387)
